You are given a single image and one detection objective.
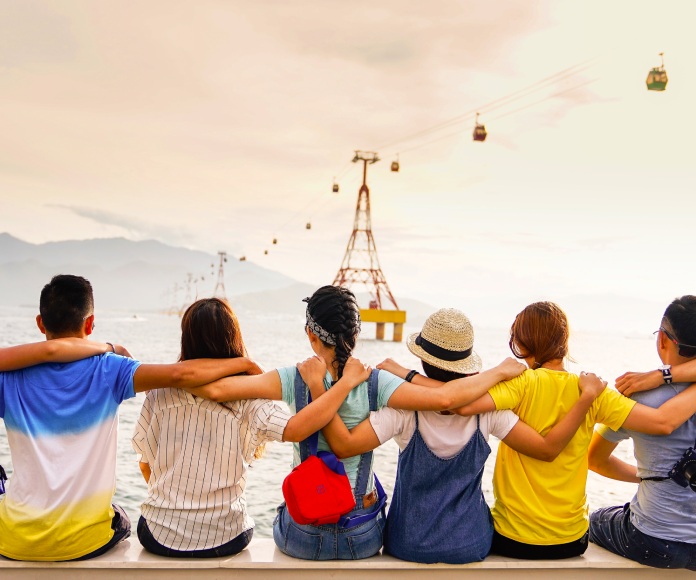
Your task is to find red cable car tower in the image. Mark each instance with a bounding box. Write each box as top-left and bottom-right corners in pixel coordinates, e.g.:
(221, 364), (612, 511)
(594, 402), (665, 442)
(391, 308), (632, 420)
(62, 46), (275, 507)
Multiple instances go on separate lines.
(333, 150), (406, 341)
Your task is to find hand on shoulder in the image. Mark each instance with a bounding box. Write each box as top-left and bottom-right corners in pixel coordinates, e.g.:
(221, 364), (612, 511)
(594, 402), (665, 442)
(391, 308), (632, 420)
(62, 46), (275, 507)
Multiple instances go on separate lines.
(579, 371), (607, 400)
(615, 370), (662, 397)
(376, 358), (408, 379)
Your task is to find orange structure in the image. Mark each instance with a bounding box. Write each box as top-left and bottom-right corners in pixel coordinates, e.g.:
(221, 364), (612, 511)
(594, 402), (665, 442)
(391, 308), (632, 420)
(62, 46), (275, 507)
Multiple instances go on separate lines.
(333, 151), (407, 341)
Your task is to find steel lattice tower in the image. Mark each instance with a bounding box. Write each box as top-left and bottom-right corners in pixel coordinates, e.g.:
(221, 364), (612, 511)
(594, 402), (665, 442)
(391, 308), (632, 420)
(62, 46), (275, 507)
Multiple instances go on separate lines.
(212, 251), (228, 300)
(333, 151), (399, 310)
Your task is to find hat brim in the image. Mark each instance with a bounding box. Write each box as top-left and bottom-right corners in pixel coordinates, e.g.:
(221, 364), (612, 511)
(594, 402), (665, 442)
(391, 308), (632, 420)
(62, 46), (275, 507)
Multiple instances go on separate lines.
(406, 331), (482, 374)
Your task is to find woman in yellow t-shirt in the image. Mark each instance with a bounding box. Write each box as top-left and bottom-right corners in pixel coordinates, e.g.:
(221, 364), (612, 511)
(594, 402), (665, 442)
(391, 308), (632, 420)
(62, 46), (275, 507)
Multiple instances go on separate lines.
(444, 301), (696, 559)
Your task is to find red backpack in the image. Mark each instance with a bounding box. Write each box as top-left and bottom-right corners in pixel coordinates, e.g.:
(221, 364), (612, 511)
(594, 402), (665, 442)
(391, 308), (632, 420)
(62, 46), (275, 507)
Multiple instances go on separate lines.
(282, 448), (355, 525)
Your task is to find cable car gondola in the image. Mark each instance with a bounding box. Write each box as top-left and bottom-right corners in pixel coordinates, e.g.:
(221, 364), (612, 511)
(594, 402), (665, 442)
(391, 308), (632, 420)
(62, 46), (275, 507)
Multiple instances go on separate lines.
(306, 222), (312, 230)
(646, 52), (668, 91)
(332, 179), (339, 193)
(473, 112), (487, 142)
(239, 256), (246, 262)
(272, 238), (277, 245)
(264, 249), (268, 255)
(391, 155), (400, 172)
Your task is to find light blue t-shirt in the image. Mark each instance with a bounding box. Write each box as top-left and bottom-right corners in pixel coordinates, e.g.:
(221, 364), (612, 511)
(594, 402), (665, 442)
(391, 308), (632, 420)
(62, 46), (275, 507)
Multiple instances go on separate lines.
(599, 382), (696, 543)
(277, 366), (403, 490)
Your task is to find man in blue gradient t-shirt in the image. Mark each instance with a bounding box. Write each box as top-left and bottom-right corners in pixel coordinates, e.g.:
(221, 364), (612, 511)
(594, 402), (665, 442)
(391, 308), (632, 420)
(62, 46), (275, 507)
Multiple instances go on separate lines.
(588, 295), (696, 570)
(0, 274), (260, 561)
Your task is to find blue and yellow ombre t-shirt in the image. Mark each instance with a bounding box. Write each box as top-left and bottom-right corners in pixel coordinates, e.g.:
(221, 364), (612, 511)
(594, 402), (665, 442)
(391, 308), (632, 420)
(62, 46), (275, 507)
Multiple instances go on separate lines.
(0, 353), (140, 561)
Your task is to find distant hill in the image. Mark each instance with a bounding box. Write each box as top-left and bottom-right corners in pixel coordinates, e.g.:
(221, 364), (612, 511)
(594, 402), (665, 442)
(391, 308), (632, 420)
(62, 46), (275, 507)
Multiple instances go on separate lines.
(0, 233), (297, 311)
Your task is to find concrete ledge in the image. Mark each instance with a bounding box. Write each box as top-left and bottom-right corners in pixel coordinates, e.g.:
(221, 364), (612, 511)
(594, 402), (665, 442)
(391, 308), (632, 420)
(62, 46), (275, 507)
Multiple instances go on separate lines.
(0, 538), (690, 579)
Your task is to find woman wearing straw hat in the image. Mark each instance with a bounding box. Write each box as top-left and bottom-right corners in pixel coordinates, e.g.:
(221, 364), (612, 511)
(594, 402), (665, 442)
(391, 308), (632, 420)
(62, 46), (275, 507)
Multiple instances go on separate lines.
(299, 308), (607, 564)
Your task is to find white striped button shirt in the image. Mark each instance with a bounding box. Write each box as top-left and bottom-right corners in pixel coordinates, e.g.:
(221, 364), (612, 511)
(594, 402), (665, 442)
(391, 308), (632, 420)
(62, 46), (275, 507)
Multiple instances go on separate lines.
(132, 388), (289, 551)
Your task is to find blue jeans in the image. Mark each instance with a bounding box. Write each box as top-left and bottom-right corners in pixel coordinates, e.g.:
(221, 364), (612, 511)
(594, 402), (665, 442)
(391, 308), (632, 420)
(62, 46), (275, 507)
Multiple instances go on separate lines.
(590, 503), (696, 570)
(273, 502), (385, 560)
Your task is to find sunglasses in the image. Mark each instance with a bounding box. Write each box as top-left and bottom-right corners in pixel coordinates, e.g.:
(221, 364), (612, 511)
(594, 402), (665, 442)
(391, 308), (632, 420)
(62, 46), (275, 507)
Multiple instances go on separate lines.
(654, 326), (696, 357)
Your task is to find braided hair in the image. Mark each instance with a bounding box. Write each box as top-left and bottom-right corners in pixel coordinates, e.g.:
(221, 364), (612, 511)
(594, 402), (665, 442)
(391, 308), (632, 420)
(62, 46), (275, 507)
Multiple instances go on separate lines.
(304, 285), (361, 379)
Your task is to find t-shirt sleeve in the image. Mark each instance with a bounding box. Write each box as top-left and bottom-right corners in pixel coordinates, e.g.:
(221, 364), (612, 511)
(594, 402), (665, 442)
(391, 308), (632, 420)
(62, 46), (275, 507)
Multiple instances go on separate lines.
(486, 409), (520, 440)
(369, 407), (409, 445)
(377, 370), (405, 408)
(106, 354), (141, 404)
(488, 372), (527, 411)
(277, 367), (297, 407)
(594, 388), (637, 431)
(596, 423), (629, 444)
(131, 391), (155, 462)
(244, 398), (291, 445)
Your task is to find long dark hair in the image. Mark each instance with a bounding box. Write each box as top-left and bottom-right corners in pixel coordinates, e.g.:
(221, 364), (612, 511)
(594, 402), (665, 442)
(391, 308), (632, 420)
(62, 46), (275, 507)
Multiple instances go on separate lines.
(509, 301), (569, 369)
(305, 285), (361, 379)
(179, 298), (247, 362)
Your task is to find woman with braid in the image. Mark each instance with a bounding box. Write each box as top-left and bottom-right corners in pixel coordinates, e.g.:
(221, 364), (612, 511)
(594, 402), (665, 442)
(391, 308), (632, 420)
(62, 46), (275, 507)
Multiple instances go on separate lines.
(185, 285), (541, 560)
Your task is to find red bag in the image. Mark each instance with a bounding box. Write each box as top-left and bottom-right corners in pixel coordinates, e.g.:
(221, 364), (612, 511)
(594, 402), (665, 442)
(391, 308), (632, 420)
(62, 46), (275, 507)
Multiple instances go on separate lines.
(282, 451), (356, 526)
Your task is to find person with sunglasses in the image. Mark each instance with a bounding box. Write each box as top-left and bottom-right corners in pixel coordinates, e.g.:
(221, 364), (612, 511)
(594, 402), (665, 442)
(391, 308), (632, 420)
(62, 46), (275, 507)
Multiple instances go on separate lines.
(588, 295), (696, 570)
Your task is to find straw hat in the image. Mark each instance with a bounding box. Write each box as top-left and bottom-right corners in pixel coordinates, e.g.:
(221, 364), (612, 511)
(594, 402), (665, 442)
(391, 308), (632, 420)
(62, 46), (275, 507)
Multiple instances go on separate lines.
(407, 308), (482, 374)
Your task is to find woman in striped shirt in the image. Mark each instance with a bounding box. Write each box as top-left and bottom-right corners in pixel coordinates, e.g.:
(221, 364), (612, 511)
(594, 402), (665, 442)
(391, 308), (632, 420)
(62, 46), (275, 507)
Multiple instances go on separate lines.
(131, 297), (369, 558)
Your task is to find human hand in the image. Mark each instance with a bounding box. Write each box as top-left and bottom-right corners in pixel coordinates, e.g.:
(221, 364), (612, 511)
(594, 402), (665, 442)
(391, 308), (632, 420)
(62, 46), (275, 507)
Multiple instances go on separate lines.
(615, 370), (662, 397)
(496, 357), (527, 381)
(376, 358), (409, 380)
(341, 356), (371, 388)
(297, 355), (327, 387)
(113, 344), (132, 358)
(244, 359), (264, 376)
(579, 371), (607, 400)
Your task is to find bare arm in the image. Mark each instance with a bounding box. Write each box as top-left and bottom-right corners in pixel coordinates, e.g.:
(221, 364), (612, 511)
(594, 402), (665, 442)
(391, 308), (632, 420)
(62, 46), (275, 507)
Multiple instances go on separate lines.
(616, 360), (696, 397)
(0, 338), (124, 371)
(133, 357), (264, 394)
(386, 358), (526, 411)
(620, 382), (696, 435)
(282, 356), (371, 442)
(502, 372), (607, 462)
(139, 461), (151, 483)
(588, 431), (639, 483)
(181, 368), (282, 401)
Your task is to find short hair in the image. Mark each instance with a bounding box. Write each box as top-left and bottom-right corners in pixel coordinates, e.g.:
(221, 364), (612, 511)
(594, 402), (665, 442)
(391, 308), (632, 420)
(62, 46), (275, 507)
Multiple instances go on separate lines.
(421, 360), (475, 382)
(39, 275), (94, 335)
(509, 301), (569, 368)
(663, 296), (696, 358)
(179, 298), (247, 361)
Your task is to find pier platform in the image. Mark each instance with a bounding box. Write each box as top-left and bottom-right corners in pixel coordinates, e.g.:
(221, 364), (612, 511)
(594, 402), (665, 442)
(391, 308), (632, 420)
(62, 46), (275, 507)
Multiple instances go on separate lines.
(0, 538), (689, 579)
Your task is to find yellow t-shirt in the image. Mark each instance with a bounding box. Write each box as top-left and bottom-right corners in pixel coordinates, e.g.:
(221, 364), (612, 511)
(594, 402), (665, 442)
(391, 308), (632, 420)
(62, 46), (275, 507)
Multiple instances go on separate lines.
(489, 368), (636, 545)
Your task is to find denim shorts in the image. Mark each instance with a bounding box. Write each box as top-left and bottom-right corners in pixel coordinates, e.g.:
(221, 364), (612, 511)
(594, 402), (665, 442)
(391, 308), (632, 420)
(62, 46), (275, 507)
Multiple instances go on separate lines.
(590, 503), (696, 570)
(273, 501), (385, 560)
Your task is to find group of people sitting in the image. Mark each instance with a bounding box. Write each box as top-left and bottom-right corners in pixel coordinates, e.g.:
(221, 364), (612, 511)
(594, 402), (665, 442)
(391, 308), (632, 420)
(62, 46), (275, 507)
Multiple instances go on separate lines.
(1, 274), (696, 570)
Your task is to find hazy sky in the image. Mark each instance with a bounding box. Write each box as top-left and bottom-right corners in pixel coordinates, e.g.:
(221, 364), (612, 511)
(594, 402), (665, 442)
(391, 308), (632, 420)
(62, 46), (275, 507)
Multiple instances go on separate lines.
(1, 1), (695, 332)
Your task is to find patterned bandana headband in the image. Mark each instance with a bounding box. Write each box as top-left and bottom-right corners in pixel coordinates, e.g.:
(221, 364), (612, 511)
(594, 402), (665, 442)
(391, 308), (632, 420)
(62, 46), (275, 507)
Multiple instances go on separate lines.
(306, 311), (337, 346)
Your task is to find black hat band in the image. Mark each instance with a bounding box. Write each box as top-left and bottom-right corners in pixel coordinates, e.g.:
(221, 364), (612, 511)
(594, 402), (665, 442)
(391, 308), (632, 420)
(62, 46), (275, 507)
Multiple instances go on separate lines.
(415, 334), (473, 362)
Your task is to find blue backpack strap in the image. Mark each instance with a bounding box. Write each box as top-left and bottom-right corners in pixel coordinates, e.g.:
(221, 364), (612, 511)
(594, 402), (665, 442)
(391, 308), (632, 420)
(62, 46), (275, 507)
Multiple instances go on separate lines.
(294, 369), (318, 461)
(352, 369), (381, 497)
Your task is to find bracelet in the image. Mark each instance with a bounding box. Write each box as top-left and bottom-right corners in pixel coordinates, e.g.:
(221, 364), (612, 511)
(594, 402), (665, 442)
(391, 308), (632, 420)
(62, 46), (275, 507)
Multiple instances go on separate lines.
(106, 342), (116, 353)
(405, 369), (418, 383)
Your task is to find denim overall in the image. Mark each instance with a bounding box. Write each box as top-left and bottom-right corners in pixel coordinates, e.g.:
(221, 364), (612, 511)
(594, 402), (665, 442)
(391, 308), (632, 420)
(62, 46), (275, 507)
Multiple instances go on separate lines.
(383, 413), (494, 564)
(273, 369), (386, 560)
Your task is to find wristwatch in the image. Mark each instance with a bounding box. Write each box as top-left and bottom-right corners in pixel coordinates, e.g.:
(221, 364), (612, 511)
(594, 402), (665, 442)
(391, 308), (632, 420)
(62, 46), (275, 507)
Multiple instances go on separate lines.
(659, 364), (673, 384)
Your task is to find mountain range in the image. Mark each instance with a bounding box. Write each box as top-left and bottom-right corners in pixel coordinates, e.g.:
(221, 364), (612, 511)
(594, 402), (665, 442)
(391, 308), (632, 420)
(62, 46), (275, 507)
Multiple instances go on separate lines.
(0, 233), (435, 324)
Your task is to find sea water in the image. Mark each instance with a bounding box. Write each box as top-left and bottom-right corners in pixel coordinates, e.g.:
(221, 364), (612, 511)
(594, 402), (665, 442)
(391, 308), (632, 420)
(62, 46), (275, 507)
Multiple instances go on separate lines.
(0, 305), (653, 537)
